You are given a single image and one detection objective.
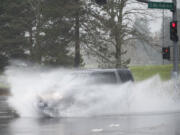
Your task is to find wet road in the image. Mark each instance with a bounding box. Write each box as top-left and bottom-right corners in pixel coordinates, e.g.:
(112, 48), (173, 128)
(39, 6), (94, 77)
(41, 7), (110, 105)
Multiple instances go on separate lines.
(1, 96), (180, 135)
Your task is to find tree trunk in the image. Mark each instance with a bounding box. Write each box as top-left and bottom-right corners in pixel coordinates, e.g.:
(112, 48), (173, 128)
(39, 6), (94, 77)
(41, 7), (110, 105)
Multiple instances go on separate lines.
(115, 39), (121, 68)
(115, 1), (124, 68)
(34, 0), (42, 63)
(29, 28), (34, 60)
(74, 3), (80, 67)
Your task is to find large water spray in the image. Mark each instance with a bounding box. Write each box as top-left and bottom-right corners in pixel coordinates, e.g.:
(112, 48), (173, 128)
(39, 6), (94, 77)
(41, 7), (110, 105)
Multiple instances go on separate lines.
(4, 62), (180, 118)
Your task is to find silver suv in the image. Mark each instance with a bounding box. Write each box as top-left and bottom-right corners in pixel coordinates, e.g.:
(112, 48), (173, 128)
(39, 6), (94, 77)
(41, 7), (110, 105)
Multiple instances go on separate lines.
(75, 68), (134, 84)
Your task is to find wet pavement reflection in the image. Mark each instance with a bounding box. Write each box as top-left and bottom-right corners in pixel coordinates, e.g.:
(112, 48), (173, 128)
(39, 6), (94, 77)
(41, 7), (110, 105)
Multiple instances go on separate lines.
(0, 113), (180, 135)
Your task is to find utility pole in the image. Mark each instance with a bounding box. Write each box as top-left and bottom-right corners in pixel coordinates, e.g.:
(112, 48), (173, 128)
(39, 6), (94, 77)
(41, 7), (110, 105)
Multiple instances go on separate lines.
(162, 9), (165, 65)
(172, 0), (179, 79)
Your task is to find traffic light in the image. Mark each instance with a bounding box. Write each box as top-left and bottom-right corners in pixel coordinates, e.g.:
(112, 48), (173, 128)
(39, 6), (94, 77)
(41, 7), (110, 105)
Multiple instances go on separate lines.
(170, 21), (178, 42)
(95, 0), (107, 5)
(162, 47), (170, 60)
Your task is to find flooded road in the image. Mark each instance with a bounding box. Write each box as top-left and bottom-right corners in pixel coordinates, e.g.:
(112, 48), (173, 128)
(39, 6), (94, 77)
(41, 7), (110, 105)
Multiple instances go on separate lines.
(1, 112), (180, 135)
(1, 96), (180, 135)
(2, 67), (180, 135)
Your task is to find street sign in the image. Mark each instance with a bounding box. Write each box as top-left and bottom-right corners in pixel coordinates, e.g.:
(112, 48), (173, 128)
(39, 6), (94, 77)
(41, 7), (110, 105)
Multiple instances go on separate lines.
(148, 2), (174, 10)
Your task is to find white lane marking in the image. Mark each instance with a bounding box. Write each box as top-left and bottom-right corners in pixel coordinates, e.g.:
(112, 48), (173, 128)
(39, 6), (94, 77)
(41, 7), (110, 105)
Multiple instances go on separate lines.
(109, 124), (120, 127)
(91, 128), (104, 132)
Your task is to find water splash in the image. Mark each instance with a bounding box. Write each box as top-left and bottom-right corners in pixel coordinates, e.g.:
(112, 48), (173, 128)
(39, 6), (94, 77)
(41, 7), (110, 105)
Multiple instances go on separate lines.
(4, 62), (180, 118)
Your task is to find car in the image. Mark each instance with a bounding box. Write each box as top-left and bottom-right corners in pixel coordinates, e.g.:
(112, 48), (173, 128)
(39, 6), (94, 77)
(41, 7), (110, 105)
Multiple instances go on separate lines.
(36, 68), (134, 117)
(82, 68), (134, 84)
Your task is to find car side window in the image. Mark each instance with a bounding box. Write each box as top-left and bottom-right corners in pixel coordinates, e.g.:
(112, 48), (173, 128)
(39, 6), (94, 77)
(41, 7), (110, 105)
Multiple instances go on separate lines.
(90, 71), (117, 84)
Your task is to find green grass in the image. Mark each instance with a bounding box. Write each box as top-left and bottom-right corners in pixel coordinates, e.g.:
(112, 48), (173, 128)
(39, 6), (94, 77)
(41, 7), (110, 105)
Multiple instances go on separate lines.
(129, 64), (180, 81)
(0, 83), (9, 89)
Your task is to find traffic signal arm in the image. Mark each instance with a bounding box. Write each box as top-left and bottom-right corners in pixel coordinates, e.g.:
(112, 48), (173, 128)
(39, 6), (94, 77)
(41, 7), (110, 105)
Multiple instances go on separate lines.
(136, 0), (149, 3)
(95, 0), (107, 5)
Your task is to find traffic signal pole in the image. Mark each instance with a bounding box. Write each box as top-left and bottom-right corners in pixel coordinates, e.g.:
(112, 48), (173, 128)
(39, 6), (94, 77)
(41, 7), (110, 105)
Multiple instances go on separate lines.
(172, 0), (179, 79)
(136, 0), (179, 78)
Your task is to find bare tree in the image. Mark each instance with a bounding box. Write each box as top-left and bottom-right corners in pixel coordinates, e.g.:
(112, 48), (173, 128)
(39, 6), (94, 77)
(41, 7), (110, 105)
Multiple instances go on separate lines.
(82, 0), (154, 68)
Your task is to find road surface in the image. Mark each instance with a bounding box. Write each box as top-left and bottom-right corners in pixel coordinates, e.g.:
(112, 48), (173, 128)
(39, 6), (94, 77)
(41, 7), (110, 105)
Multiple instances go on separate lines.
(0, 96), (180, 135)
